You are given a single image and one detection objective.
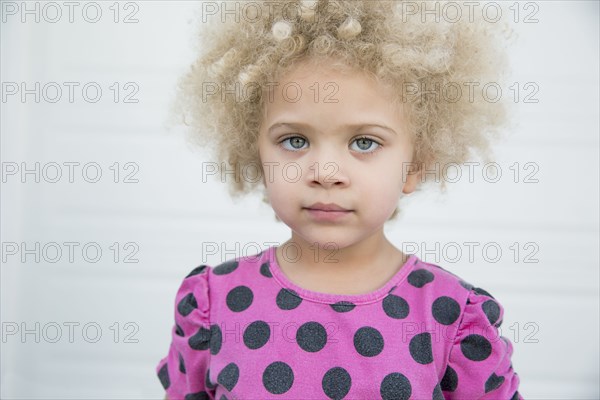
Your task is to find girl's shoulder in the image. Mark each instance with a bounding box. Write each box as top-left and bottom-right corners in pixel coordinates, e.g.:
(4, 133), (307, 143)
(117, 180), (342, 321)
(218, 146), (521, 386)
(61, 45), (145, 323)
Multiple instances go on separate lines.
(407, 256), (479, 295)
(181, 247), (270, 280)
(176, 247), (272, 298)
(407, 256), (505, 328)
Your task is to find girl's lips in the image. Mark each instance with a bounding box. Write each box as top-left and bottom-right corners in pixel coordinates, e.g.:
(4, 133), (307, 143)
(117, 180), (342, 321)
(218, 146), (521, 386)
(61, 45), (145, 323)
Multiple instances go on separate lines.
(304, 208), (353, 222)
(306, 202), (351, 211)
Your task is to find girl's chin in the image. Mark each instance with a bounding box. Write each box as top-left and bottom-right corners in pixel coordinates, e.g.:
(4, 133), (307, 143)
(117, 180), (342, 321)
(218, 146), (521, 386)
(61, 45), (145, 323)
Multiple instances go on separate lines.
(287, 231), (358, 250)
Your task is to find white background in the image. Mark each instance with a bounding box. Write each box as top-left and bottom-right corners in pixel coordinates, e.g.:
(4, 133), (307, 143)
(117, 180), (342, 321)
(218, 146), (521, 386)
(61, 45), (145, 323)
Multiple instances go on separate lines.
(1, 1), (598, 398)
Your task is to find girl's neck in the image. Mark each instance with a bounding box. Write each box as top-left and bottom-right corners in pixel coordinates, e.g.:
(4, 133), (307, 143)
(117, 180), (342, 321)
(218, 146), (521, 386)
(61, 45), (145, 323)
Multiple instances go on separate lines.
(275, 230), (408, 295)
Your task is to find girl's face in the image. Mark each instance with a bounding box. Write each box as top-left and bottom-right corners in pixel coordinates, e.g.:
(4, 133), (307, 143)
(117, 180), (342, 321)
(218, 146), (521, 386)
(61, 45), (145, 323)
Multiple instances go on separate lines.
(258, 60), (420, 250)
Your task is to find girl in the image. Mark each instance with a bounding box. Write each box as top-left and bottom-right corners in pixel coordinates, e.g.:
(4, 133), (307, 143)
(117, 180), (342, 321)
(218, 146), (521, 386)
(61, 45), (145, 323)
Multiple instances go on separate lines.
(157, 1), (523, 399)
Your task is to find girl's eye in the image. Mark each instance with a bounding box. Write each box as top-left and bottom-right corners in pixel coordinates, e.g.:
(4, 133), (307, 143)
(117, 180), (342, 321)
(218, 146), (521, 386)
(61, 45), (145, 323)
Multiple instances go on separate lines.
(350, 137), (381, 153)
(280, 136), (308, 151)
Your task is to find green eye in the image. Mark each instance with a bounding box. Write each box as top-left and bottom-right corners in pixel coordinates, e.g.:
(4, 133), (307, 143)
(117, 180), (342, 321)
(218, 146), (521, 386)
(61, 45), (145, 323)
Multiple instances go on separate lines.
(351, 137), (380, 153)
(281, 136), (308, 151)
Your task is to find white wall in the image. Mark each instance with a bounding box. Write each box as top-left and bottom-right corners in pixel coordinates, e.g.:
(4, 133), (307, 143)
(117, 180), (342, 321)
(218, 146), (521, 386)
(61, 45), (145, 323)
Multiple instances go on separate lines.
(1, 1), (598, 398)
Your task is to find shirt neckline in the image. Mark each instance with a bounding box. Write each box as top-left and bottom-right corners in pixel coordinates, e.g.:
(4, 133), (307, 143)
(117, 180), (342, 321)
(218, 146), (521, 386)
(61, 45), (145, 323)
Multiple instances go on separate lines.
(264, 245), (418, 305)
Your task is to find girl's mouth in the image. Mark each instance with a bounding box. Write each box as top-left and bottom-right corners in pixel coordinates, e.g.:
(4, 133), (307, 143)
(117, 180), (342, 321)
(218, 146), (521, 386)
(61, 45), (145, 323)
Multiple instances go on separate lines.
(305, 202), (351, 212)
(304, 207), (353, 222)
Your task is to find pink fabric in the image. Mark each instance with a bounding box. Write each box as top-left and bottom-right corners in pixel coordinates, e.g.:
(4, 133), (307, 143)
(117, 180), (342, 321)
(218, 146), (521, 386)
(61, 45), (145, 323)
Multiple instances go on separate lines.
(156, 246), (522, 399)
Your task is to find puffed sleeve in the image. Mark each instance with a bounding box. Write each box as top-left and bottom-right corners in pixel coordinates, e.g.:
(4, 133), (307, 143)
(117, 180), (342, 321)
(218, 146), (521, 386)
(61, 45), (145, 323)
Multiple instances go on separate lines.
(441, 287), (523, 399)
(156, 265), (217, 400)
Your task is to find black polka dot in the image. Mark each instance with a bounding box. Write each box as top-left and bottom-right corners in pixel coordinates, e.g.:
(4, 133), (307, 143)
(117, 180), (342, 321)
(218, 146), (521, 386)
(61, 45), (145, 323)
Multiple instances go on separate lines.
(431, 296), (461, 325)
(184, 391), (210, 400)
(474, 287), (495, 299)
(459, 280), (474, 290)
(175, 324), (184, 336)
(218, 395), (228, 400)
(260, 262), (273, 277)
(409, 332), (433, 364)
(485, 373), (505, 392)
(380, 372), (411, 400)
(210, 324), (222, 355)
(495, 318), (504, 328)
(213, 260), (239, 275)
(244, 320), (271, 350)
(205, 368), (216, 389)
(296, 321), (327, 353)
(382, 294), (410, 319)
(461, 334), (492, 361)
(322, 367), (352, 400)
(158, 363), (170, 389)
(432, 383), (444, 400)
(354, 327), (384, 357)
(263, 361), (294, 394)
(217, 363), (239, 391)
(186, 265), (208, 278)
(511, 391), (520, 400)
(226, 286), (254, 312)
(178, 352), (186, 373)
(440, 365), (458, 391)
(407, 269), (434, 288)
(177, 293), (198, 317)
(188, 326), (211, 350)
(276, 288), (302, 310)
(388, 285), (397, 293)
(330, 301), (356, 313)
(482, 300), (501, 325)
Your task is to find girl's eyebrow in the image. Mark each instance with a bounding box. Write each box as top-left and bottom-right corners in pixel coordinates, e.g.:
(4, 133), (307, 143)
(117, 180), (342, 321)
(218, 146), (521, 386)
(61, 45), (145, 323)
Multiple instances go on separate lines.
(267, 122), (397, 136)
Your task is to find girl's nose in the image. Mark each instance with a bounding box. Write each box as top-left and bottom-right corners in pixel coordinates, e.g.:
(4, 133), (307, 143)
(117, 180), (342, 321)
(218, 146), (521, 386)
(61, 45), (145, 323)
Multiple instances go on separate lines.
(307, 155), (350, 189)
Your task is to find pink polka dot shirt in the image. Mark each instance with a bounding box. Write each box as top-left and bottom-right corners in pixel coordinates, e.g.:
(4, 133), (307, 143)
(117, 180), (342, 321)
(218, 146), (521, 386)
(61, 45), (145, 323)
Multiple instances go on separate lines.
(156, 246), (523, 399)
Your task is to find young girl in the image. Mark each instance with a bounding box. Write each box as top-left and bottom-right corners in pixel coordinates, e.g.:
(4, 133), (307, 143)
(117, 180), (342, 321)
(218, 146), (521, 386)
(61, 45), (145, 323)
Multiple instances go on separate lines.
(157, 1), (523, 398)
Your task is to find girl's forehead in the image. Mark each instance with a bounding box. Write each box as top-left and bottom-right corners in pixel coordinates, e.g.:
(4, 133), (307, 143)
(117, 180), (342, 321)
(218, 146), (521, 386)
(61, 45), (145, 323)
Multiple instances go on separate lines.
(260, 82), (407, 136)
(266, 61), (400, 108)
(277, 57), (359, 81)
(269, 62), (385, 100)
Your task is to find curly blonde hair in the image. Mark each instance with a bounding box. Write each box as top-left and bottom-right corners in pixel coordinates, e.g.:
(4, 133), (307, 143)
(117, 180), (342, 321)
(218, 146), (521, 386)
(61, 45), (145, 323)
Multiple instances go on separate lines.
(172, 0), (514, 207)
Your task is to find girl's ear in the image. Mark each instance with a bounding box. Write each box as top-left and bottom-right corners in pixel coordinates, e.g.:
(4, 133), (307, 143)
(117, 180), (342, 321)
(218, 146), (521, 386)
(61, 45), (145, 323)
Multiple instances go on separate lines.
(402, 165), (422, 195)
